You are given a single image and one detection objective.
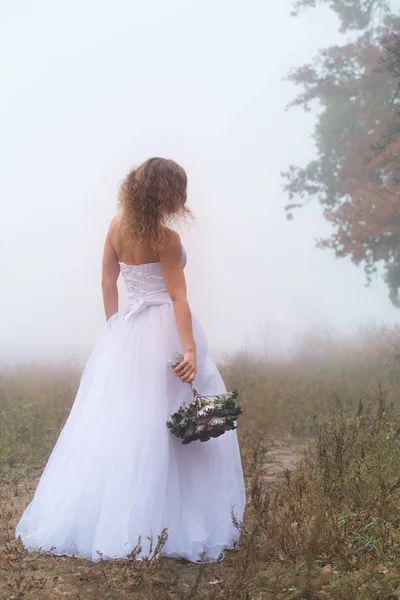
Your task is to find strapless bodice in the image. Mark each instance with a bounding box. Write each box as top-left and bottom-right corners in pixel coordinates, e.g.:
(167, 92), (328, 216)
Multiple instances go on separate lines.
(119, 246), (186, 319)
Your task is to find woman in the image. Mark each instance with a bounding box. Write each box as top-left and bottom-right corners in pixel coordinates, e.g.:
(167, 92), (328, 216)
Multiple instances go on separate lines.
(16, 157), (246, 563)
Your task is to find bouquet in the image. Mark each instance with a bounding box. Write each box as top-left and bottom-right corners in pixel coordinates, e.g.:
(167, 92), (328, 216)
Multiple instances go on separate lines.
(166, 353), (243, 445)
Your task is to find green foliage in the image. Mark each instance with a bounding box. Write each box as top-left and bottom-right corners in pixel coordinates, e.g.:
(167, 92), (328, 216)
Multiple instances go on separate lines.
(1, 328), (400, 478)
(386, 261), (400, 306)
(291, 0), (391, 32)
(166, 390), (243, 444)
(284, 0), (400, 305)
(250, 387), (400, 598)
(166, 352), (243, 444)
(2, 328), (400, 598)
(0, 363), (80, 477)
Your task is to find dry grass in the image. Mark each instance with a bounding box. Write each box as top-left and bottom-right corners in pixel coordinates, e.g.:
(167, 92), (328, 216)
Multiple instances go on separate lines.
(221, 325), (400, 438)
(1, 326), (400, 599)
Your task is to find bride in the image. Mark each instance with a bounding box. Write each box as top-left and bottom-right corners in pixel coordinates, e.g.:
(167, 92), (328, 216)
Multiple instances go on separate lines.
(16, 157), (246, 563)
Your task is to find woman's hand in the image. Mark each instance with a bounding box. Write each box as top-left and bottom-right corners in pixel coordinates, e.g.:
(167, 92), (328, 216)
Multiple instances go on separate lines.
(174, 349), (197, 383)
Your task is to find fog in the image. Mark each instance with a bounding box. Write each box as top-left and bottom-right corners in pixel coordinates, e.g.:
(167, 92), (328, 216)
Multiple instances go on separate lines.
(1, 0), (398, 362)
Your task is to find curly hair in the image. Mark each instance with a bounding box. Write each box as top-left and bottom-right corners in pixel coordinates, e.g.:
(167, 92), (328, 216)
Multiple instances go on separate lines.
(118, 157), (191, 251)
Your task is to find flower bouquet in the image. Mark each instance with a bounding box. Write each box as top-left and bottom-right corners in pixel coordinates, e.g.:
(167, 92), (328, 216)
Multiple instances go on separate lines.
(166, 353), (243, 445)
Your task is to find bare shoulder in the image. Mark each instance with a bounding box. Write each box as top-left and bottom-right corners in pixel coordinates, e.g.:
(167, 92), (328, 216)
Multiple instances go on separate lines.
(164, 227), (181, 247)
(160, 229), (182, 262)
(106, 214), (122, 248)
(163, 228), (181, 251)
(108, 214), (121, 236)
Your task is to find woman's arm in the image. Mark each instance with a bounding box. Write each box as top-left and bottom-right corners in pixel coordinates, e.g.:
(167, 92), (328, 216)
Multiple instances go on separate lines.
(102, 226), (120, 321)
(160, 232), (196, 383)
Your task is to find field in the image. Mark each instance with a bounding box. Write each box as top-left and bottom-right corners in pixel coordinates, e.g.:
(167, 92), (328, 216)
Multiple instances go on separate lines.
(1, 327), (400, 599)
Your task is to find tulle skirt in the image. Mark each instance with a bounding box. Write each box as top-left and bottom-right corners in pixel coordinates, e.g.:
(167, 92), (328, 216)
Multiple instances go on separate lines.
(15, 305), (246, 562)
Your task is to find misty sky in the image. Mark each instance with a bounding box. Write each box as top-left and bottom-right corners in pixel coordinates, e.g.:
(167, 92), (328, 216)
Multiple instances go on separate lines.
(1, 0), (399, 361)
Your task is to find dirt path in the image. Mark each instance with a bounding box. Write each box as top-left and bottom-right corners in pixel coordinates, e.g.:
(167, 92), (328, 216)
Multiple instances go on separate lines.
(166, 440), (308, 592)
(0, 441), (307, 599)
(263, 440), (307, 484)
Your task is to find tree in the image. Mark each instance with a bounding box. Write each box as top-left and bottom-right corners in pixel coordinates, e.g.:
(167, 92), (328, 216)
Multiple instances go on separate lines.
(283, 1), (400, 305)
(291, 0), (390, 32)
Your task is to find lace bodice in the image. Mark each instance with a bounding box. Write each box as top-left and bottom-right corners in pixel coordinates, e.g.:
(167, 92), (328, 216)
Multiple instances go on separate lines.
(119, 246), (187, 319)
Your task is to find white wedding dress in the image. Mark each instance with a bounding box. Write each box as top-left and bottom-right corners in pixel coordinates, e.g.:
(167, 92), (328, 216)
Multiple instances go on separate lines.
(16, 248), (246, 563)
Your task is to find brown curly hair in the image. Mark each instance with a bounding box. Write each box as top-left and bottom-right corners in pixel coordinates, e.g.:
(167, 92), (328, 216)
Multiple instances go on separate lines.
(118, 157), (191, 251)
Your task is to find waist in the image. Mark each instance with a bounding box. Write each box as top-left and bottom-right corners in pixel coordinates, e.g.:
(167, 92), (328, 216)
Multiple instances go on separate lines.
(123, 290), (173, 320)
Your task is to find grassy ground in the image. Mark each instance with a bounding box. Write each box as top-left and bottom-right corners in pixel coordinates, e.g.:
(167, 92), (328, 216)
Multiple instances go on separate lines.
(1, 326), (400, 599)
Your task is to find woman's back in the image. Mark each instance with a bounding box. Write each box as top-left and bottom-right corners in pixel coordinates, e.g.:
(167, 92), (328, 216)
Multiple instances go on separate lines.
(109, 215), (160, 266)
(16, 157), (245, 564)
